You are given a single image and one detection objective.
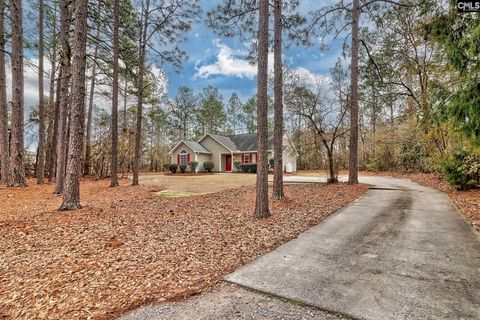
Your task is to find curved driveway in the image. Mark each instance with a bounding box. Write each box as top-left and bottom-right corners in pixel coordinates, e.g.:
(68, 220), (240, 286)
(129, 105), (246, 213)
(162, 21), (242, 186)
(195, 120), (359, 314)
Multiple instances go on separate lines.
(226, 176), (480, 320)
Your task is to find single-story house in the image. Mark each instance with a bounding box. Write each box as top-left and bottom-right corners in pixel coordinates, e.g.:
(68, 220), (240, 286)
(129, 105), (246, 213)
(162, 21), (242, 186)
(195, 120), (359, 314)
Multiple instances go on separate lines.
(168, 132), (299, 172)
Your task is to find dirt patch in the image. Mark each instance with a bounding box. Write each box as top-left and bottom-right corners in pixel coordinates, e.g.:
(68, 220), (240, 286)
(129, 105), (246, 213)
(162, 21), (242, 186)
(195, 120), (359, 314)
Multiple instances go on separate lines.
(0, 178), (368, 320)
(139, 173), (257, 194)
(164, 172), (216, 176)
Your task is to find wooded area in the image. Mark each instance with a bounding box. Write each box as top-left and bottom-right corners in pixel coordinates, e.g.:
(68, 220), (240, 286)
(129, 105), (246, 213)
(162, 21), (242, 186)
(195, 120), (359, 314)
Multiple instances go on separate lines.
(0, 0), (479, 212)
(1, 1), (480, 319)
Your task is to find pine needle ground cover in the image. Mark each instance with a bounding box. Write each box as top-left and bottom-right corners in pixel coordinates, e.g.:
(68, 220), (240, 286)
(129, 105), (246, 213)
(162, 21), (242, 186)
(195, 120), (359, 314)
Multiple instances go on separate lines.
(0, 179), (368, 319)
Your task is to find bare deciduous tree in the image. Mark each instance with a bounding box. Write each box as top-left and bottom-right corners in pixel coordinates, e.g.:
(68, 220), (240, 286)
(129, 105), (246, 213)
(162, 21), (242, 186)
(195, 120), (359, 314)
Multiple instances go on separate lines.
(285, 68), (349, 183)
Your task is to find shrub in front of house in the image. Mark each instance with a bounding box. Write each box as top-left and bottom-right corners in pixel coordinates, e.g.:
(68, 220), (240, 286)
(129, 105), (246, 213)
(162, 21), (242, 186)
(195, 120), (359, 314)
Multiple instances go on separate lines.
(233, 160), (242, 171)
(163, 163), (170, 172)
(204, 161), (214, 173)
(169, 164), (178, 174)
(180, 165), (187, 173)
(189, 161), (198, 172)
(240, 164), (257, 173)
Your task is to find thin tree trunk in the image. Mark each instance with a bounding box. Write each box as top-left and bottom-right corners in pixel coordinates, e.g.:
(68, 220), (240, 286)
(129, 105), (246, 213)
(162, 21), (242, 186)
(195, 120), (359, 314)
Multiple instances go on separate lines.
(254, 0), (270, 218)
(0, 0), (8, 184)
(54, 0), (71, 194)
(37, 0), (46, 184)
(45, 54), (57, 180)
(348, 0), (360, 185)
(123, 78), (128, 131)
(9, 0), (27, 187)
(46, 3), (58, 182)
(60, 0), (88, 210)
(272, 0), (284, 200)
(49, 66), (62, 181)
(110, 0), (120, 187)
(133, 1), (150, 186)
(327, 148), (336, 183)
(83, 12), (101, 176)
(46, 2), (60, 182)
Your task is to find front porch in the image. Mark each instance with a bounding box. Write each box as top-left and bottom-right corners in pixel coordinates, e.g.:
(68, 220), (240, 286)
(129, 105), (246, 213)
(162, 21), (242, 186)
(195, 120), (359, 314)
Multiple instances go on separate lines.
(220, 152), (272, 172)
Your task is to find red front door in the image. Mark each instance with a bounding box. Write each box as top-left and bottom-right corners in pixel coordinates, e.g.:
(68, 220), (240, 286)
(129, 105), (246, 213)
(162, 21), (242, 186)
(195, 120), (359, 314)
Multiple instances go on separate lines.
(225, 155), (232, 172)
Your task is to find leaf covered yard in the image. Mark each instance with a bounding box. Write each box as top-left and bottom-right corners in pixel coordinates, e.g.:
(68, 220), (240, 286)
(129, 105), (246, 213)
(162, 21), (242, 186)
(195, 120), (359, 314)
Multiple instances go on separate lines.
(0, 179), (368, 319)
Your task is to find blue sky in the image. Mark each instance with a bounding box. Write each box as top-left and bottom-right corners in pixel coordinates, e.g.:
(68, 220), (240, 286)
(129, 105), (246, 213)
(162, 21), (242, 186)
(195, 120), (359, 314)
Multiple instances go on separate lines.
(161, 0), (346, 102)
(18, 0), (348, 150)
(18, 0), (347, 107)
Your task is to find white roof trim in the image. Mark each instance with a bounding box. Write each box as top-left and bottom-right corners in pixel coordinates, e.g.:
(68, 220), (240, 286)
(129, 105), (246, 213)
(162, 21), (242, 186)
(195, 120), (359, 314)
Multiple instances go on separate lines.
(168, 140), (193, 154)
(168, 141), (183, 154)
(168, 140), (212, 154)
(184, 141), (211, 154)
(198, 133), (234, 152)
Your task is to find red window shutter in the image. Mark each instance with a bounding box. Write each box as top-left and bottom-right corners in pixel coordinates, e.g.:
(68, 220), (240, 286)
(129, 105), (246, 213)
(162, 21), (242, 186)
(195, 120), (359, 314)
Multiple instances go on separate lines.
(187, 153), (190, 164)
(241, 154), (245, 163)
(177, 154), (180, 165)
(255, 153), (257, 163)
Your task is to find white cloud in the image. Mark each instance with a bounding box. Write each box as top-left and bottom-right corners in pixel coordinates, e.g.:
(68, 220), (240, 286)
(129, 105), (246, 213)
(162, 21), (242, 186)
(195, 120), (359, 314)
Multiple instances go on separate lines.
(292, 67), (330, 87)
(196, 40), (258, 79)
(5, 58), (53, 109)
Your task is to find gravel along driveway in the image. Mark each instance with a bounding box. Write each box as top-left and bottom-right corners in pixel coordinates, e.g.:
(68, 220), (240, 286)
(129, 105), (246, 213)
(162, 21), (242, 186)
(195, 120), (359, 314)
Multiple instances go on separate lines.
(121, 283), (348, 320)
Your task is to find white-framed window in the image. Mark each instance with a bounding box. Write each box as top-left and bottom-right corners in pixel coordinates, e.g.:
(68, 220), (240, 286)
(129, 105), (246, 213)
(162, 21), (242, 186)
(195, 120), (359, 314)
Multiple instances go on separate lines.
(244, 154), (250, 164)
(180, 150), (188, 166)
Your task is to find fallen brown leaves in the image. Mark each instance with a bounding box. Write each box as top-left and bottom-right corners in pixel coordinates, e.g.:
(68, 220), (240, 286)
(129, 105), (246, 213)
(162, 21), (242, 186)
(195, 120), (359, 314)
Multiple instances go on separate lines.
(0, 178), (368, 320)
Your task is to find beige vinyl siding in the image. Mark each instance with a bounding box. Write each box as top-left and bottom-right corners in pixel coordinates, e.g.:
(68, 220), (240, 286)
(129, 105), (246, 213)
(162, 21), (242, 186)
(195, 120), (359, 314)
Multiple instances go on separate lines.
(239, 152), (257, 164)
(199, 135), (231, 172)
(171, 143), (195, 171)
(196, 153), (211, 172)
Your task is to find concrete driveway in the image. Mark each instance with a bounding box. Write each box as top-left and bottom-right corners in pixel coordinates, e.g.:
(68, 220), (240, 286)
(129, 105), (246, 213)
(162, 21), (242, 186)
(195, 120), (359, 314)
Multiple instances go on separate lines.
(122, 175), (480, 319)
(226, 176), (480, 319)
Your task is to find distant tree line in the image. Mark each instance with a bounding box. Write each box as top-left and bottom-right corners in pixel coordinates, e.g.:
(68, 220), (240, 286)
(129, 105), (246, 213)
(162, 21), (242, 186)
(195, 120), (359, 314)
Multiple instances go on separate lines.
(1, 0), (479, 215)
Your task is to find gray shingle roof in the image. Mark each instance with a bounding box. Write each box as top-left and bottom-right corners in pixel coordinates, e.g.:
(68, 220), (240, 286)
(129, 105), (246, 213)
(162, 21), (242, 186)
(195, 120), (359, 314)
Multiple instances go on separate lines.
(226, 132), (275, 151)
(208, 133), (238, 151)
(183, 141), (211, 153)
